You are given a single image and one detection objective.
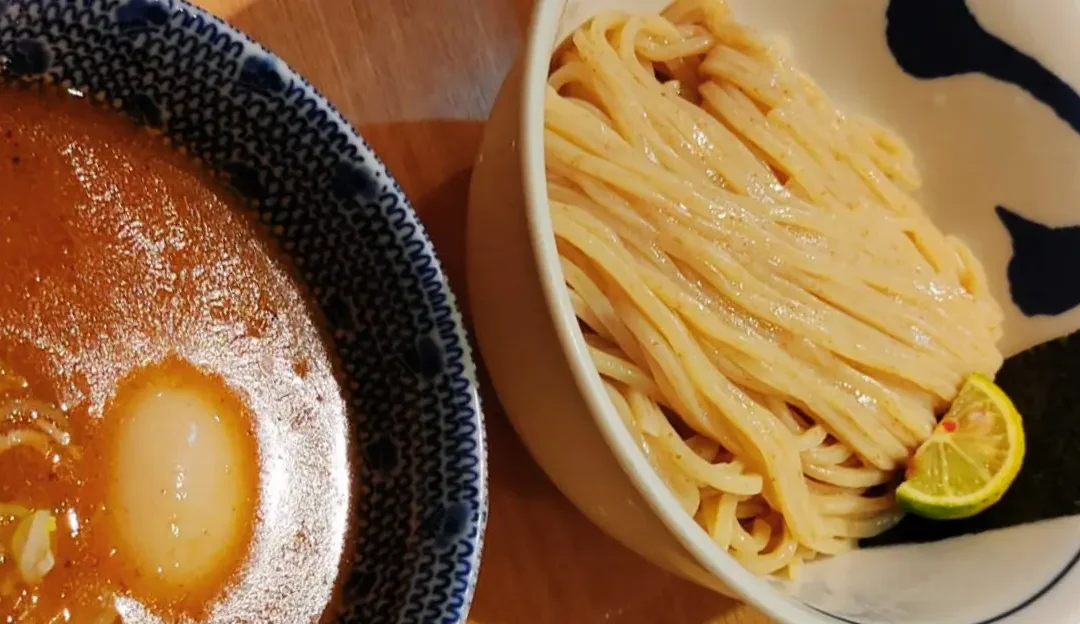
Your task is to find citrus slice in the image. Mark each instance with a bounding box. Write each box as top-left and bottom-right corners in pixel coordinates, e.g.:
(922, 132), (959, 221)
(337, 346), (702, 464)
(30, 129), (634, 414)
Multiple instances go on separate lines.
(896, 374), (1025, 520)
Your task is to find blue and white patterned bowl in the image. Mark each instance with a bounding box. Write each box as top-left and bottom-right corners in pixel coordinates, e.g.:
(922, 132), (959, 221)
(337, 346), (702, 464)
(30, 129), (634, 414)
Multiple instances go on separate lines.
(0, 0), (487, 622)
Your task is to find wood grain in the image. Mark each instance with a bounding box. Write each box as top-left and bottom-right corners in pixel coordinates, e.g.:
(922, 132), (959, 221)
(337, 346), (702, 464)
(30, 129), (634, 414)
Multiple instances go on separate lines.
(192, 0), (773, 622)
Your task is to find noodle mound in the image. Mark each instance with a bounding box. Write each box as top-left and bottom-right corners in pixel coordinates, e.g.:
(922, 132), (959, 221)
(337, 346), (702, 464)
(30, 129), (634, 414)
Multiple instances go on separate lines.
(546, 0), (1003, 576)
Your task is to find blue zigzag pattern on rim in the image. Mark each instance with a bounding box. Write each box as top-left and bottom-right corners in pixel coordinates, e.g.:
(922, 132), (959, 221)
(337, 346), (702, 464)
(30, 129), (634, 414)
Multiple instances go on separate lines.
(0, 0), (487, 622)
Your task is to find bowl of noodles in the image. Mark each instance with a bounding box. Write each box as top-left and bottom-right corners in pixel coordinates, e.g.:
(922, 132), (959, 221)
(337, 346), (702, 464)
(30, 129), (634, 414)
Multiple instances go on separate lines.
(468, 0), (1080, 621)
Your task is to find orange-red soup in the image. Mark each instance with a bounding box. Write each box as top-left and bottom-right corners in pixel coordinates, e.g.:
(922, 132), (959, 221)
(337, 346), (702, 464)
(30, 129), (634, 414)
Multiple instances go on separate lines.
(0, 86), (350, 623)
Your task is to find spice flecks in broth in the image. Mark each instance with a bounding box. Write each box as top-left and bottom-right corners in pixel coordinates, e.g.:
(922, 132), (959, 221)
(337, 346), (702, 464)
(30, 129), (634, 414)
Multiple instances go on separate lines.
(0, 85), (350, 623)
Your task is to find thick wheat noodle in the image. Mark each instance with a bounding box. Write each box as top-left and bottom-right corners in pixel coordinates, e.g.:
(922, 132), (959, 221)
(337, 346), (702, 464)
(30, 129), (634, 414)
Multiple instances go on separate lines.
(557, 49), (993, 358)
(548, 133), (988, 396)
(557, 209), (827, 545)
(685, 435), (722, 461)
(627, 390), (764, 496)
(736, 497), (767, 520)
(699, 493), (740, 550)
(556, 201), (911, 468)
(546, 0), (1003, 576)
(815, 494), (895, 517)
(586, 343), (663, 399)
(550, 140), (982, 398)
(559, 253), (647, 365)
(568, 289), (603, 332)
(804, 443), (855, 466)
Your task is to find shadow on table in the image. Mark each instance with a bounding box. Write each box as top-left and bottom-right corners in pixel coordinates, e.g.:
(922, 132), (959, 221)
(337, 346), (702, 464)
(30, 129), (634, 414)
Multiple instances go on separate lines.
(468, 391), (749, 624)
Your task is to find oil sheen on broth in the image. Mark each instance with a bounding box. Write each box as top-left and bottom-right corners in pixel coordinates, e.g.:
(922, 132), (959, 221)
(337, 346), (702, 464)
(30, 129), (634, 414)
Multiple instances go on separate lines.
(0, 86), (350, 622)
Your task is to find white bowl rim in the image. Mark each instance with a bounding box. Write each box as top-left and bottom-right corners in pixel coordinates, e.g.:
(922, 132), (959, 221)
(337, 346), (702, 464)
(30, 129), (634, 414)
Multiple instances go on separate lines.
(517, 1), (835, 621)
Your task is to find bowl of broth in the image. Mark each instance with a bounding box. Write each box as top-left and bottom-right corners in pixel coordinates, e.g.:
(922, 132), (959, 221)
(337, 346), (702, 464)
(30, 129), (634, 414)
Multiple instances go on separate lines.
(469, 0), (1080, 621)
(0, 1), (485, 622)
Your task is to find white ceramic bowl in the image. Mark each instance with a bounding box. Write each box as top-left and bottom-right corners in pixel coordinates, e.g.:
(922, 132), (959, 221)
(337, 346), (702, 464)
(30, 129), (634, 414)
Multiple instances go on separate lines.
(468, 1), (1080, 621)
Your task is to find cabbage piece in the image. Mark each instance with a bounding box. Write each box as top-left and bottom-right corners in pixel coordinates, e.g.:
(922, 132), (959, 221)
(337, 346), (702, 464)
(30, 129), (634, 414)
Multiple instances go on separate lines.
(0, 503), (30, 565)
(0, 429), (52, 455)
(0, 367), (28, 395)
(11, 510), (56, 584)
(0, 503), (30, 520)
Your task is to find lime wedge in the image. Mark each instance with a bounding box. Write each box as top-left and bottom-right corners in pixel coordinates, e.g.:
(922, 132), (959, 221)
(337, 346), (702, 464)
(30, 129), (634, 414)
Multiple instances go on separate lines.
(896, 374), (1025, 520)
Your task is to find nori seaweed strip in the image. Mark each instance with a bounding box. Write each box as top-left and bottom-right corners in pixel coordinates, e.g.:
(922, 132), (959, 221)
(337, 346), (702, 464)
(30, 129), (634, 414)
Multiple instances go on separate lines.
(863, 330), (1080, 548)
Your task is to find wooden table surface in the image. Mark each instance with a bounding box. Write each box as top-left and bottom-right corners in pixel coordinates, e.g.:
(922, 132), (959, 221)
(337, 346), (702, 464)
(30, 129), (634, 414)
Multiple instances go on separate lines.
(193, 0), (772, 622)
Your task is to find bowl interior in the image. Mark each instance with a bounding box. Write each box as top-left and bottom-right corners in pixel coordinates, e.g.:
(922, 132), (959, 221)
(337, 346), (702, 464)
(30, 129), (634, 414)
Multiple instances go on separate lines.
(0, 1), (485, 622)
(530, 0), (1080, 622)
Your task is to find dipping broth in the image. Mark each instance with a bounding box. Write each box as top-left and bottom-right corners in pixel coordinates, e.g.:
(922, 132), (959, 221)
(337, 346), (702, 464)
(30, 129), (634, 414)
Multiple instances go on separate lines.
(0, 86), (351, 622)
